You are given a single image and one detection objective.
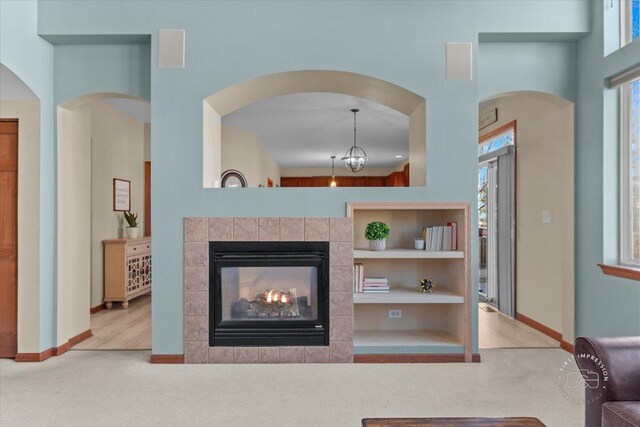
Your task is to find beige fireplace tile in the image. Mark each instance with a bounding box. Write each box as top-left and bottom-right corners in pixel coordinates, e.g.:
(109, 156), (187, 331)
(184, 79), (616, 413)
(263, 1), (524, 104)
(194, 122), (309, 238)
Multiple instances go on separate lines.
(234, 217), (258, 241)
(184, 242), (208, 267)
(184, 316), (208, 341)
(279, 217), (304, 241)
(330, 316), (353, 341)
(304, 218), (329, 241)
(330, 266), (353, 291)
(330, 341), (353, 363)
(330, 217), (353, 242)
(330, 291), (353, 317)
(330, 242), (353, 266)
(184, 341), (208, 364)
(279, 346), (305, 363)
(184, 217), (208, 242)
(184, 291), (208, 316)
(184, 267), (208, 291)
(304, 346), (330, 363)
(209, 347), (234, 363)
(258, 217), (280, 241)
(259, 347), (281, 363)
(234, 347), (259, 364)
(330, 340), (353, 363)
(209, 217), (233, 241)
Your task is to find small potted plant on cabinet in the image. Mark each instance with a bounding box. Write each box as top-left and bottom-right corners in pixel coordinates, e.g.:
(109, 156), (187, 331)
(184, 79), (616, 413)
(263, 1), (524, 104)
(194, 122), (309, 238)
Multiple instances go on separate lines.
(365, 221), (390, 251)
(124, 211), (139, 239)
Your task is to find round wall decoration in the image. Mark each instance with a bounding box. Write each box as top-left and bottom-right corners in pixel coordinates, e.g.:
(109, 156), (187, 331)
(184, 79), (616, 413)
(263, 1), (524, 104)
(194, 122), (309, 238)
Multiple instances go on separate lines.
(221, 169), (248, 188)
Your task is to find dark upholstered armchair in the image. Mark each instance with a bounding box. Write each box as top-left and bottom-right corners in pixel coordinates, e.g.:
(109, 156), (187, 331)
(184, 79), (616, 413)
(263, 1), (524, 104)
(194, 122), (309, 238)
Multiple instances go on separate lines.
(575, 337), (640, 427)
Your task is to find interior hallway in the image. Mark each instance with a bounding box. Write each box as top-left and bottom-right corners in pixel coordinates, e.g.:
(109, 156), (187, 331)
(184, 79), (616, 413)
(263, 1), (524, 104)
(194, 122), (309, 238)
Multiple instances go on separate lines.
(479, 303), (560, 349)
(1, 349), (582, 427)
(73, 295), (151, 350)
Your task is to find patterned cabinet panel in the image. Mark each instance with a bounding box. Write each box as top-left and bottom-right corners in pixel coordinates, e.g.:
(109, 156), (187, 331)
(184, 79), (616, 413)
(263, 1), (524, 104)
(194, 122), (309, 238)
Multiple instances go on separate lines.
(104, 237), (152, 308)
(126, 255), (143, 295)
(140, 253), (152, 290)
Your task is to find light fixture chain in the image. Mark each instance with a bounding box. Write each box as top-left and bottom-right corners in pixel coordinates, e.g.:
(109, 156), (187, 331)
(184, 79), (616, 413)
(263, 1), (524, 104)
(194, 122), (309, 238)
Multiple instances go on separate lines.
(353, 109), (357, 148)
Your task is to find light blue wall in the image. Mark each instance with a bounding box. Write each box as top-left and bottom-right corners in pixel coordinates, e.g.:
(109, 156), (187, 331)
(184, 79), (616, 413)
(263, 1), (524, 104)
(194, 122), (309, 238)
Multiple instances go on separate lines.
(36, 0), (592, 354)
(575, 1), (640, 337)
(0, 0), (56, 352)
(54, 44), (151, 105)
(478, 42), (577, 102)
(25, 0), (631, 354)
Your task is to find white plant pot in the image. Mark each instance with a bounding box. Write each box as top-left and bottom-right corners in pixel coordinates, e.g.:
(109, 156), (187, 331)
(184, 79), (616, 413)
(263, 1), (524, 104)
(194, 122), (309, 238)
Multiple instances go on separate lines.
(126, 227), (139, 239)
(368, 239), (386, 251)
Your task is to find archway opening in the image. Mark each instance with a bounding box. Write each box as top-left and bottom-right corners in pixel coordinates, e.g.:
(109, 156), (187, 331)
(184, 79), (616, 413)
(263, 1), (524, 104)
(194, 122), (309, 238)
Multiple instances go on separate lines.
(57, 93), (151, 351)
(203, 70), (426, 188)
(476, 91), (575, 350)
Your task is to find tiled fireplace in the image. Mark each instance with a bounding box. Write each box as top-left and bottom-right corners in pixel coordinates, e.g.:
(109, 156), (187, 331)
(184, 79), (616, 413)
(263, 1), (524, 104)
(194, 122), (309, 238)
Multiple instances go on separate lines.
(184, 217), (354, 363)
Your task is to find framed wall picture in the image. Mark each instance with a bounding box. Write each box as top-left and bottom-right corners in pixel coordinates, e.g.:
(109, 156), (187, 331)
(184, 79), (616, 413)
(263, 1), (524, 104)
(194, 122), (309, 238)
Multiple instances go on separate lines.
(113, 178), (131, 211)
(479, 107), (498, 130)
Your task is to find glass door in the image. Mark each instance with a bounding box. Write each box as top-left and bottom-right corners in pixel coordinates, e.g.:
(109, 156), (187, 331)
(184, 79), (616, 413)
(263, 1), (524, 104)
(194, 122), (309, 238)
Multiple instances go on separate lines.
(478, 160), (498, 305)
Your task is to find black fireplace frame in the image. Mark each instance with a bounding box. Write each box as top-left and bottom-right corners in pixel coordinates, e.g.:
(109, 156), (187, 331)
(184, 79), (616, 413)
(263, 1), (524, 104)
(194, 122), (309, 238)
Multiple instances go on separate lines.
(209, 241), (330, 347)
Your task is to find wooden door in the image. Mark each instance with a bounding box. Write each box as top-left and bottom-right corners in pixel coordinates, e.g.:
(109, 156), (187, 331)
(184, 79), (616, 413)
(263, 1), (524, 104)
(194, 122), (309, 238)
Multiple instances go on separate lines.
(0, 120), (18, 358)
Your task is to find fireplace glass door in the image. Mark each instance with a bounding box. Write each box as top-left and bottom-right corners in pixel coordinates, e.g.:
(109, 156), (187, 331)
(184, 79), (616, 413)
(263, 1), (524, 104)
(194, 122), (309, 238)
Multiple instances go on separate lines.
(221, 266), (318, 322)
(210, 241), (329, 347)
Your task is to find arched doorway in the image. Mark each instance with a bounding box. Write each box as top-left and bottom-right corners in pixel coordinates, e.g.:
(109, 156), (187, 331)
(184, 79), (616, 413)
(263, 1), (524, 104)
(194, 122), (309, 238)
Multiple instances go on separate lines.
(477, 91), (575, 350)
(57, 93), (151, 351)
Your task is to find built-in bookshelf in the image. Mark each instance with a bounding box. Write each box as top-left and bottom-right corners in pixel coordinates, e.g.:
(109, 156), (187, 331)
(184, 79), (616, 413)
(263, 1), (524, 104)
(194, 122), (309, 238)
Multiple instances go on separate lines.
(347, 202), (472, 362)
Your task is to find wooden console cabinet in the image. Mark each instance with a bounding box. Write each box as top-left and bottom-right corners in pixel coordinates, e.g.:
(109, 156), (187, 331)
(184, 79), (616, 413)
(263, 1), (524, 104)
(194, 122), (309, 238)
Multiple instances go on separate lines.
(103, 237), (151, 309)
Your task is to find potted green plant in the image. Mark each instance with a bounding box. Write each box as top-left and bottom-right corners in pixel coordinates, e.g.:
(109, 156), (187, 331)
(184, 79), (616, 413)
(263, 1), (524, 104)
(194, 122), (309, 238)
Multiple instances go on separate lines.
(123, 211), (139, 239)
(365, 221), (390, 251)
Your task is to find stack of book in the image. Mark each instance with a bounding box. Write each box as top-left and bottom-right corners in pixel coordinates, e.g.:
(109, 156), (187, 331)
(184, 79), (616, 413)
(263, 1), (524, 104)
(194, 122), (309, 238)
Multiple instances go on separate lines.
(363, 277), (389, 293)
(421, 221), (458, 251)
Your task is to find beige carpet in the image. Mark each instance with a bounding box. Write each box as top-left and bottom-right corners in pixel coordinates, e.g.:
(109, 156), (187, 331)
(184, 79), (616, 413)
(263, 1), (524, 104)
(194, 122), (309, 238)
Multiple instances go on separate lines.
(0, 349), (583, 427)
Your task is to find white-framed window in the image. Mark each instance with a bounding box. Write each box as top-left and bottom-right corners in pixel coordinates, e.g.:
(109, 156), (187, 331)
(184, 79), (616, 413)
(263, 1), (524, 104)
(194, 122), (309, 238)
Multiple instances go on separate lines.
(620, 0), (639, 47)
(621, 77), (640, 266)
(619, 1), (640, 266)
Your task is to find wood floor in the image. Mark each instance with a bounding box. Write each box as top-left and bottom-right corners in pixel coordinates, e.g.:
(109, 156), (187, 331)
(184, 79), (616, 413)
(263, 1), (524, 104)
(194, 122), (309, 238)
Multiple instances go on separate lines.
(479, 303), (559, 349)
(73, 295), (151, 350)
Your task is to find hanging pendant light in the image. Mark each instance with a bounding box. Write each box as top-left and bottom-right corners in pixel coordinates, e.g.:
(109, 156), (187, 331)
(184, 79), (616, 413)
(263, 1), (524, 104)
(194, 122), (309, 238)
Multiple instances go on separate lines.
(341, 108), (368, 173)
(329, 155), (338, 187)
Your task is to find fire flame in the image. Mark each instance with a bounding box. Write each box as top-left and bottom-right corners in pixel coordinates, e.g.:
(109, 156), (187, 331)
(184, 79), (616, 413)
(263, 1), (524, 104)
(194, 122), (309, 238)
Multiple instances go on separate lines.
(264, 289), (289, 304)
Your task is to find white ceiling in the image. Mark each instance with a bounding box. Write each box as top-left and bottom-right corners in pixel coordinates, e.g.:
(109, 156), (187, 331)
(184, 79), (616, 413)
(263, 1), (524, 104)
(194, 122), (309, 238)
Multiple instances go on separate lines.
(0, 64), (38, 100)
(101, 97), (151, 123)
(222, 92), (409, 168)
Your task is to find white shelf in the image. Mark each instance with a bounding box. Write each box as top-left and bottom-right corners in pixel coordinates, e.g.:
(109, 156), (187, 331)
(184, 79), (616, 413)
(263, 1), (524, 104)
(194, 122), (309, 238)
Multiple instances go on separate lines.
(353, 287), (463, 304)
(353, 330), (464, 354)
(353, 248), (464, 259)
